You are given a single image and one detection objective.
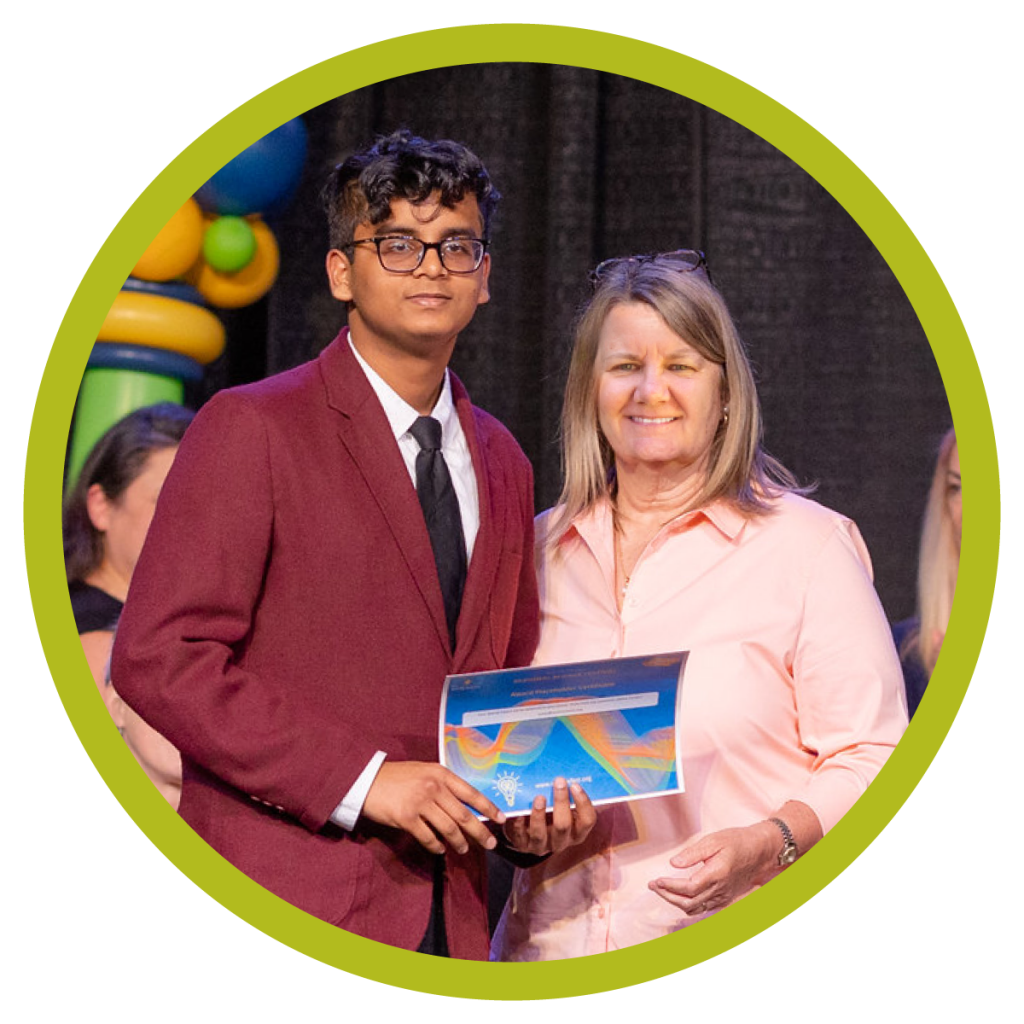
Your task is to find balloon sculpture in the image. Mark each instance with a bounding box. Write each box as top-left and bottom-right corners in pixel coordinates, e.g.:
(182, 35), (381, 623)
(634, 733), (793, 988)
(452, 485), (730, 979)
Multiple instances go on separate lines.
(67, 117), (308, 485)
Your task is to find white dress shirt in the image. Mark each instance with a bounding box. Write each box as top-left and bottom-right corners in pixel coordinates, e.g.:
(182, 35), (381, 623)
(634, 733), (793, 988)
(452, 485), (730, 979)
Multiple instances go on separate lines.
(329, 334), (480, 829)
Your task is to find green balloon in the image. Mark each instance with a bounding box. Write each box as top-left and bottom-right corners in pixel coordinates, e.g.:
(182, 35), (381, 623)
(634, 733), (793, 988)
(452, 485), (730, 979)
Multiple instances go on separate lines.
(202, 215), (257, 272)
(68, 368), (184, 488)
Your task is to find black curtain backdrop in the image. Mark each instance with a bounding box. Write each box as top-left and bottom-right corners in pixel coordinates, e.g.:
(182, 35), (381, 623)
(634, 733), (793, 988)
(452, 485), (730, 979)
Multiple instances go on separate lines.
(202, 64), (951, 623)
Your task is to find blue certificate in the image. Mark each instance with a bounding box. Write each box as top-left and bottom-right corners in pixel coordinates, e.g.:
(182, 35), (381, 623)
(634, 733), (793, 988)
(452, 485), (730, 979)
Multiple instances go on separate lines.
(439, 652), (686, 816)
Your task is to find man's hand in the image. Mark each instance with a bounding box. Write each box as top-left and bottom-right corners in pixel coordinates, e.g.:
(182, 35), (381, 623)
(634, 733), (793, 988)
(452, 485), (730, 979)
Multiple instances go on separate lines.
(502, 777), (597, 856)
(361, 761), (506, 856)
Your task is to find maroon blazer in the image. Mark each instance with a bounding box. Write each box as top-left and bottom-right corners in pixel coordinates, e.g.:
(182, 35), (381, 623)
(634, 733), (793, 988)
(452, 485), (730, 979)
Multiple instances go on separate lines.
(112, 331), (539, 959)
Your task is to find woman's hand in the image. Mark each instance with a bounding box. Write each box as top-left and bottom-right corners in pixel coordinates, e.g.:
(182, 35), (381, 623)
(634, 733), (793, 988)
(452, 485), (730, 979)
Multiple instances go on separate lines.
(650, 803), (823, 915)
(648, 821), (783, 915)
(503, 778), (597, 856)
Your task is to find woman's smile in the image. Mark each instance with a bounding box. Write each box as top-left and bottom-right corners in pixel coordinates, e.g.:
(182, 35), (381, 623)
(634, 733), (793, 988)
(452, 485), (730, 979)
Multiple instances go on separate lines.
(596, 302), (724, 477)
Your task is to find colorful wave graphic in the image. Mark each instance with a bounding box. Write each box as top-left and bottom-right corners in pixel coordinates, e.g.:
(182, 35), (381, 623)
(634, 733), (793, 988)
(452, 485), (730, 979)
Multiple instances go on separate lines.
(444, 708), (676, 795)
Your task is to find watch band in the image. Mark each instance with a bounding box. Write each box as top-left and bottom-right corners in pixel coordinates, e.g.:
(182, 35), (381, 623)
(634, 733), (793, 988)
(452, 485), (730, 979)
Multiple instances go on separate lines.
(769, 816), (799, 866)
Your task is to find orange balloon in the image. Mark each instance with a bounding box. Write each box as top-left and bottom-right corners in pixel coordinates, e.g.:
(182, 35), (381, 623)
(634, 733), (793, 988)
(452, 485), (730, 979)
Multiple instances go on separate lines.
(190, 218), (280, 309)
(133, 198), (205, 282)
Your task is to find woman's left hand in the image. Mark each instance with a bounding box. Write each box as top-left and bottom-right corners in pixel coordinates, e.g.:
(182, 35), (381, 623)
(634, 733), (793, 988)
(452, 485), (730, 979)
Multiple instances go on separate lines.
(648, 821), (780, 915)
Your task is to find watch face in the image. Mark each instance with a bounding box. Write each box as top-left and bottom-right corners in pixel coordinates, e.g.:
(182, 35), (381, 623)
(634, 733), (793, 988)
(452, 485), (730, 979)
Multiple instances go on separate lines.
(780, 845), (799, 866)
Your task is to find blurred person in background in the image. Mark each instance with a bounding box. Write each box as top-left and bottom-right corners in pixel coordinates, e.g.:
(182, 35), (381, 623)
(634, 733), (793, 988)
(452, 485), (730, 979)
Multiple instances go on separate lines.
(63, 402), (194, 806)
(892, 428), (961, 719)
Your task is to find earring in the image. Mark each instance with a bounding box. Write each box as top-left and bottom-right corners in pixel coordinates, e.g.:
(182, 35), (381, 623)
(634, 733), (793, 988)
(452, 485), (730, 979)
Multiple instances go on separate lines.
(722, 406), (730, 426)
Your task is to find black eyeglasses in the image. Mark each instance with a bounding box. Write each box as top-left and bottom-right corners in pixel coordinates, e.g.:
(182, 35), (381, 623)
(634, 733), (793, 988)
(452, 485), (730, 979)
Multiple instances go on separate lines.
(590, 248), (711, 286)
(346, 235), (489, 274)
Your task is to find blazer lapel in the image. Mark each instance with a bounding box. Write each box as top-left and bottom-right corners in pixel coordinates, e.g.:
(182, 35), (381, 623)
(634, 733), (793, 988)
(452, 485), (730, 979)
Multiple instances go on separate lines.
(319, 332), (452, 654)
(452, 373), (505, 663)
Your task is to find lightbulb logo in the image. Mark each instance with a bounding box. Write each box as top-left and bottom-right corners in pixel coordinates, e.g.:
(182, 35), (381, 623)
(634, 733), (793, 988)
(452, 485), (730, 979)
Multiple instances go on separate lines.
(493, 770), (523, 809)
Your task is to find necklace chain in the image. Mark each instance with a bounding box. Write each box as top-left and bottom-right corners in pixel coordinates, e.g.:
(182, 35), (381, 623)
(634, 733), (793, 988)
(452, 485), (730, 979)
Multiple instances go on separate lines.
(615, 530), (631, 596)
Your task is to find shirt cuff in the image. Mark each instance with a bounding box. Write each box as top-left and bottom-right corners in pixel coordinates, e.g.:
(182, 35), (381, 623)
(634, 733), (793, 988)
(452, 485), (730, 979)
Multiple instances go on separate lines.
(329, 750), (387, 831)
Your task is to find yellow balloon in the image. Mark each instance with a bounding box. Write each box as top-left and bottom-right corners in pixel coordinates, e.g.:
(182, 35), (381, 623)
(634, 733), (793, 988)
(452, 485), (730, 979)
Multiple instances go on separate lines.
(132, 198), (205, 282)
(98, 290), (226, 364)
(190, 218), (280, 309)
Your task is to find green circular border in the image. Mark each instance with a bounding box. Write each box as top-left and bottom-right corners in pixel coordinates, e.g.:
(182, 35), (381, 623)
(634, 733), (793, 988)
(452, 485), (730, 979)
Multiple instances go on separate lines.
(23, 24), (998, 1001)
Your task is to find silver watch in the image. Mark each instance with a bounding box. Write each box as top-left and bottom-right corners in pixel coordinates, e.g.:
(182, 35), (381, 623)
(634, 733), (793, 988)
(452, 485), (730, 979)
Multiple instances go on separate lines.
(769, 817), (799, 866)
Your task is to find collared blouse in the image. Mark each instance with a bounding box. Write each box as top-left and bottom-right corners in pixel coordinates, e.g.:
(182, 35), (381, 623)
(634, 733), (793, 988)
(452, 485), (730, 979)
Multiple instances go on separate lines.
(493, 492), (907, 960)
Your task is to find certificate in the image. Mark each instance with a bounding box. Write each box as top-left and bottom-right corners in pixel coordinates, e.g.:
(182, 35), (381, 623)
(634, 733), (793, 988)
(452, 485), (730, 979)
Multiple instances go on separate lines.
(439, 652), (686, 816)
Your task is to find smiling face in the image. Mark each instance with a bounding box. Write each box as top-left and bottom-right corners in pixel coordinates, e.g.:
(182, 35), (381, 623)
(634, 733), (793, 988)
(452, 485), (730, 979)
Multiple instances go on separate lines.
(596, 302), (725, 485)
(325, 193), (490, 367)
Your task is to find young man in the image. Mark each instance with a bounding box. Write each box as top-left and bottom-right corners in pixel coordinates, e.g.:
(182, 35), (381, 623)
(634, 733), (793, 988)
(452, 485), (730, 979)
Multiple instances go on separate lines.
(112, 131), (593, 959)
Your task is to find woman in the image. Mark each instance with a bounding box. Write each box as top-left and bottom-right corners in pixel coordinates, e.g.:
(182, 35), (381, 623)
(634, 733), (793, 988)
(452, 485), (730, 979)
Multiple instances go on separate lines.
(64, 402), (194, 805)
(493, 250), (907, 960)
(892, 429), (961, 718)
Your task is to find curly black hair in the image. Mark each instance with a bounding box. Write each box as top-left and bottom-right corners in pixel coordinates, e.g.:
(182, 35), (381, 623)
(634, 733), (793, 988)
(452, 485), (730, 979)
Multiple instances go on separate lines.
(321, 129), (500, 250)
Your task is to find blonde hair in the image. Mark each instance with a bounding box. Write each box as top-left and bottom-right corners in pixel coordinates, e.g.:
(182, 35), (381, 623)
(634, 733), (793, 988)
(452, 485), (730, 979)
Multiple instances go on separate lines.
(909, 429), (960, 673)
(549, 257), (803, 544)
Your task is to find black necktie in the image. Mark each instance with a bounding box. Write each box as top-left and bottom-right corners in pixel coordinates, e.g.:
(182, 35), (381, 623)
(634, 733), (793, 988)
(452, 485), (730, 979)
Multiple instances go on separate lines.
(409, 416), (467, 650)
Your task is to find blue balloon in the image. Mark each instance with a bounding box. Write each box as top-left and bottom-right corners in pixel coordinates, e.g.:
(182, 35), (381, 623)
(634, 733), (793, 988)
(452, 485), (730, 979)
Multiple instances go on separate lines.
(88, 342), (206, 382)
(122, 276), (206, 307)
(196, 117), (308, 217)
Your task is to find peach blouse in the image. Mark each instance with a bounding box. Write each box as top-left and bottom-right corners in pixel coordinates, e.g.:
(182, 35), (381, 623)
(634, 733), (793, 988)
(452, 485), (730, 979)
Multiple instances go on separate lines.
(492, 493), (907, 960)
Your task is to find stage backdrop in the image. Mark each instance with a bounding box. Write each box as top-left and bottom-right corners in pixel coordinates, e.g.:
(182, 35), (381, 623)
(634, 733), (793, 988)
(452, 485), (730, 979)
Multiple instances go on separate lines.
(201, 64), (951, 623)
